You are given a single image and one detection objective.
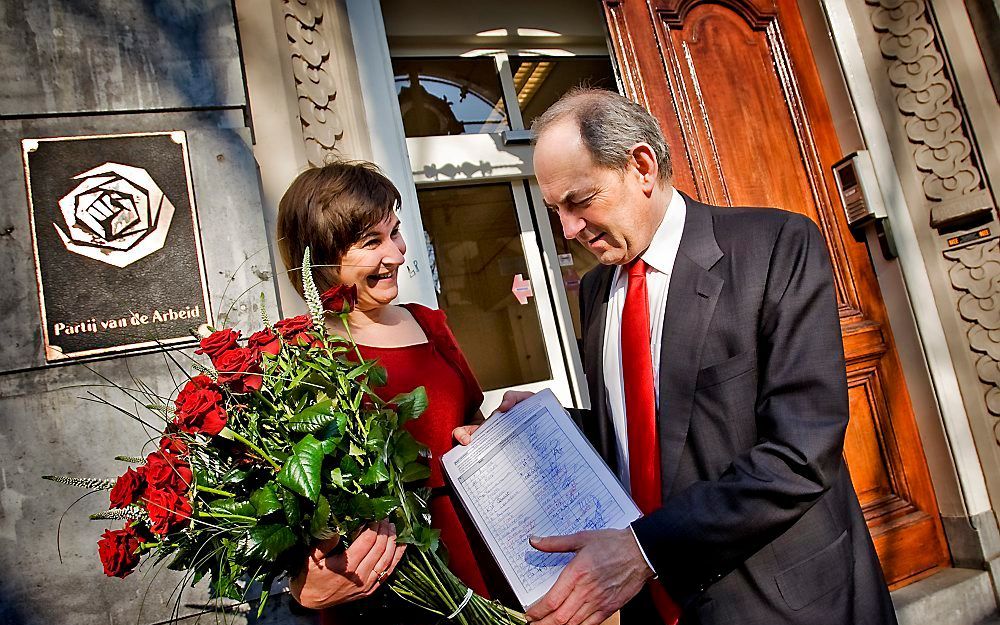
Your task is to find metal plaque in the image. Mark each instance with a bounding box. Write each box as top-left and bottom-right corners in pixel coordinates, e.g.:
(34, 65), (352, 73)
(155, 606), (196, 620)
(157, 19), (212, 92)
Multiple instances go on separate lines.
(22, 131), (211, 362)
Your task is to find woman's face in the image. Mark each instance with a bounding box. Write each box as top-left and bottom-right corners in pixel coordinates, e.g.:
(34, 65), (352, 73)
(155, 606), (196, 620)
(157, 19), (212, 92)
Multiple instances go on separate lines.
(337, 213), (406, 311)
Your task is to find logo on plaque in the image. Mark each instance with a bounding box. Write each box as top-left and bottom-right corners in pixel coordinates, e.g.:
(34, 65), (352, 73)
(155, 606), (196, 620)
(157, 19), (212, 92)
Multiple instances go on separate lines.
(22, 131), (211, 363)
(55, 162), (176, 267)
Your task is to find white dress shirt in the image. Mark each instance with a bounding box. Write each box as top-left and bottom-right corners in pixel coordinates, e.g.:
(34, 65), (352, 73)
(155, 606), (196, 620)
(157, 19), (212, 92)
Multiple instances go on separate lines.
(603, 187), (686, 490)
(604, 189), (685, 574)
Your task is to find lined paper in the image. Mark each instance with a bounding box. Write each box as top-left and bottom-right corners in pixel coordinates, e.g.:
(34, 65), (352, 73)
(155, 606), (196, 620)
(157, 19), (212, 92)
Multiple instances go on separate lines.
(442, 389), (641, 608)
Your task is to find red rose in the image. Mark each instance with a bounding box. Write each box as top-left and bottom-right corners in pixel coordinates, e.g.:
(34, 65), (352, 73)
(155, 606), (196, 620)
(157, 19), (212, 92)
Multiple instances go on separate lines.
(174, 375), (220, 412)
(158, 436), (188, 457)
(173, 388), (228, 436)
(139, 452), (192, 493)
(247, 327), (281, 357)
(320, 284), (357, 314)
(214, 348), (263, 393)
(97, 523), (149, 578)
(273, 315), (321, 347)
(194, 329), (241, 364)
(143, 488), (192, 535)
(109, 467), (145, 509)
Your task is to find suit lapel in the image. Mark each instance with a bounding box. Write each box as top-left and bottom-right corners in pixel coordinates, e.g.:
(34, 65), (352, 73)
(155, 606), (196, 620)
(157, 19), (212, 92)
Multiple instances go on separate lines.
(658, 196), (723, 496)
(583, 264), (618, 469)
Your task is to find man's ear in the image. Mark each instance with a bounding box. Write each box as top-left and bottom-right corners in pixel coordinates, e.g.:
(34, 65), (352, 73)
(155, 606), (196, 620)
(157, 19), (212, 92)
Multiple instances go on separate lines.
(630, 143), (659, 195)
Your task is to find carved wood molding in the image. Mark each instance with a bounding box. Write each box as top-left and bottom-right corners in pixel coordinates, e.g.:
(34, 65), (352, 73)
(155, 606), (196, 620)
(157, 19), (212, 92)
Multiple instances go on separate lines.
(865, 0), (1000, 439)
(283, 0), (344, 166)
(653, 0), (777, 30)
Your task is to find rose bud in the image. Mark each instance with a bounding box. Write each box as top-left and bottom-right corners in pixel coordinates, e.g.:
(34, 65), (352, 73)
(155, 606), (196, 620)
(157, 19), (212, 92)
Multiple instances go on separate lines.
(320, 284), (358, 315)
(214, 348), (263, 393)
(247, 327), (281, 357)
(97, 523), (149, 578)
(173, 375), (220, 413)
(194, 328), (240, 364)
(144, 489), (193, 535)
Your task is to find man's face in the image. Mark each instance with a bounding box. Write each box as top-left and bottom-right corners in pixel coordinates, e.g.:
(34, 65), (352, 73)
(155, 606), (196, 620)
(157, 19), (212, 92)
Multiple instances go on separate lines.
(534, 119), (659, 265)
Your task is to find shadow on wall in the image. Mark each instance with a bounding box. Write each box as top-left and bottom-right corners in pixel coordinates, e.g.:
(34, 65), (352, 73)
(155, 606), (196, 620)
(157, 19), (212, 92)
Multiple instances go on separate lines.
(53, 0), (237, 111)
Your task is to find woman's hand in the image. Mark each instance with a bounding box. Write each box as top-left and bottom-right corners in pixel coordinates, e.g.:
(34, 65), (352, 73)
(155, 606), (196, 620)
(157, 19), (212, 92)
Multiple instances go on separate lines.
(453, 391), (535, 446)
(452, 424), (479, 445)
(290, 519), (406, 610)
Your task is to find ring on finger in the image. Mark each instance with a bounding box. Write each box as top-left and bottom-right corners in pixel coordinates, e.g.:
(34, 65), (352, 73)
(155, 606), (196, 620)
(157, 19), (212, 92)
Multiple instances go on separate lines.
(376, 569), (389, 583)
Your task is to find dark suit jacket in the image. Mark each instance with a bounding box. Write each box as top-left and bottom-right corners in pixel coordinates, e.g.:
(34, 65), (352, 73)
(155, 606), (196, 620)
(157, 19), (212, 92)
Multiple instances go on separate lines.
(576, 195), (897, 625)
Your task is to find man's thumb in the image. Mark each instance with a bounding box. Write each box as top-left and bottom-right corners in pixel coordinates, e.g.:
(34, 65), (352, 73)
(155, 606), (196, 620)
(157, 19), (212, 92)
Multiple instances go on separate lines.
(529, 533), (582, 553)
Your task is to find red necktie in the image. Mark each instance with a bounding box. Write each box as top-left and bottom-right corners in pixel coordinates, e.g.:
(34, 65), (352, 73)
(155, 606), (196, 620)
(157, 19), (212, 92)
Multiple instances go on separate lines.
(621, 258), (681, 625)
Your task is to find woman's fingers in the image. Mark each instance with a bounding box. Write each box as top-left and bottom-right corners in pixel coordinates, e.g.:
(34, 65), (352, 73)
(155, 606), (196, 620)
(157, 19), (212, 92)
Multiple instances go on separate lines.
(354, 520), (393, 581)
(452, 424), (479, 445)
(364, 523), (401, 595)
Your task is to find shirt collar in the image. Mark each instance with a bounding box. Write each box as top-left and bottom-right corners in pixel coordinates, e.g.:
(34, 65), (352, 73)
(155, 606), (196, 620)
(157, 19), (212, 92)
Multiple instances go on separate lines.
(640, 187), (686, 275)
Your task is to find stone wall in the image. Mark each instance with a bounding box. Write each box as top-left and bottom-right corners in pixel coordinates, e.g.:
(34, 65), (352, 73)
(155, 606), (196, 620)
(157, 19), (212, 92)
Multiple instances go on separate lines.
(0, 1), (310, 623)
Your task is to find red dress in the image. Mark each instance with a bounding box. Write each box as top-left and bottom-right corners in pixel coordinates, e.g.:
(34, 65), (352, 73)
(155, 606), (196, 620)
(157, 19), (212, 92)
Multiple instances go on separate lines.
(321, 304), (489, 624)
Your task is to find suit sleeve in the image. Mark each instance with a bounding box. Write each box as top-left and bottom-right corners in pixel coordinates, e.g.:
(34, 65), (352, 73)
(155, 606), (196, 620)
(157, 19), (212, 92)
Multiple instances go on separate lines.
(631, 214), (850, 597)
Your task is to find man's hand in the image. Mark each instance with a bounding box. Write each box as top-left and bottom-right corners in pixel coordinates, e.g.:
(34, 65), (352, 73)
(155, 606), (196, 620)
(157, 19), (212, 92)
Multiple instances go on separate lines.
(525, 528), (654, 625)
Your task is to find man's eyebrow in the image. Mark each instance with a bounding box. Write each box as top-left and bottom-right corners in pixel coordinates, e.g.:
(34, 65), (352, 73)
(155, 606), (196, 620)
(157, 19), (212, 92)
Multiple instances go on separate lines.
(549, 187), (595, 207)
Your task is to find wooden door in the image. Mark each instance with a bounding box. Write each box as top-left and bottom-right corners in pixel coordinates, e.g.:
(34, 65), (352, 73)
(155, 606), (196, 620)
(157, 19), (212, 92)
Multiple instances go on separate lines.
(601, 0), (949, 587)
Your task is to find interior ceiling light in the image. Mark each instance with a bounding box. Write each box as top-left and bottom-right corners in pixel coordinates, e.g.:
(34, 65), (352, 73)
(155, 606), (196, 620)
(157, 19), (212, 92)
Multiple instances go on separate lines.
(515, 28), (561, 37)
(518, 48), (575, 57)
(459, 48), (504, 57)
(476, 28), (508, 37)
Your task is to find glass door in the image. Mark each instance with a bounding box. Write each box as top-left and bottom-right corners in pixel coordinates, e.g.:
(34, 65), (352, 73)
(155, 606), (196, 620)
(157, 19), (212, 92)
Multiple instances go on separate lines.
(384, 18), (618, 409)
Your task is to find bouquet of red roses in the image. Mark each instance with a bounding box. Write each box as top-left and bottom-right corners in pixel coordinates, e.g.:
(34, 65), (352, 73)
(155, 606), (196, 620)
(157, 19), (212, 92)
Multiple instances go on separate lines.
(45, 249), (525, 624)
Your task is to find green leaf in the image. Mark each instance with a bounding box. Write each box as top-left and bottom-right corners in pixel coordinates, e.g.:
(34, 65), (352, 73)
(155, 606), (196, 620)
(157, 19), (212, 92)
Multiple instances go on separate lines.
(346, 359), (377, 380)
(282, 488), (302, 527)
(310, 495), (331, 538)
(371, 495), (400, 519)
(287, 399), (337, 433)
(250, 484), (282, 517)
(348, 441), (365, 458)
(350, 493), (374, 519)
(360, 460), (389, 486)
(315, 413), (349, 444)
(248, 524), (298, 561)
(399, 461), (431, 483)
(277, 434), (325, 502)
(365, 419), (387, 451)
(392, 432), (424, 467)
(328, 468), (346, 490)
(210, 499), (256, 517)
(392, 387), (428, 423)
(396, 525), (440, 552)
(368, 364), (388, 387)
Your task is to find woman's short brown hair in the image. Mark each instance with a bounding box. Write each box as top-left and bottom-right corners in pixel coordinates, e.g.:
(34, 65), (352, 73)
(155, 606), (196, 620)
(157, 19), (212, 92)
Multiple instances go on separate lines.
(276, 160), (400, 297)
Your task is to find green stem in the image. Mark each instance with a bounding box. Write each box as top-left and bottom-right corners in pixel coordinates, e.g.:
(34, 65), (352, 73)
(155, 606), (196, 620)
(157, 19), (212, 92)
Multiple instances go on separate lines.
(195, 485), (236, 498)
(339, 314), (365, 365)
(228, 431), (281, 472)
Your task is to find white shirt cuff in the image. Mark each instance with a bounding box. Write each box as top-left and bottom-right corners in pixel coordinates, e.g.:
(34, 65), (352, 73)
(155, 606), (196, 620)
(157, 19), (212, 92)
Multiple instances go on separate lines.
(629, 523), (658, 579)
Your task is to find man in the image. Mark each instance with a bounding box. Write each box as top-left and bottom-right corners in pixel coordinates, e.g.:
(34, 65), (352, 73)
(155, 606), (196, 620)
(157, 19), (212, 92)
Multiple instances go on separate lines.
(477, 88), (897, 625)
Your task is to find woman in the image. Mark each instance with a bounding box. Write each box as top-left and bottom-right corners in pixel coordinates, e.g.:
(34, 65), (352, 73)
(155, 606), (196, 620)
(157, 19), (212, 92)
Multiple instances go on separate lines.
(276, 160), (490, 623)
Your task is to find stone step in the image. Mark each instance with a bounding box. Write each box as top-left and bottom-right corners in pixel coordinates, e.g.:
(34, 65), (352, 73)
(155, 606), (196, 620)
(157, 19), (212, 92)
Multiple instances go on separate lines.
(892, 568), (998, 625)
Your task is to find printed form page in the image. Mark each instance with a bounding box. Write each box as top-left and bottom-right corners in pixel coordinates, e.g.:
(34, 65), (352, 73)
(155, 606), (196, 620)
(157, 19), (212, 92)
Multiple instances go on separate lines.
(442, 389), (641, 608)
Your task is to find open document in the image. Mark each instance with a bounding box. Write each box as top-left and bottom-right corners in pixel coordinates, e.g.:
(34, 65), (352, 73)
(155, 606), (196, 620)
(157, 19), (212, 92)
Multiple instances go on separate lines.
(441, 389), (641, 608)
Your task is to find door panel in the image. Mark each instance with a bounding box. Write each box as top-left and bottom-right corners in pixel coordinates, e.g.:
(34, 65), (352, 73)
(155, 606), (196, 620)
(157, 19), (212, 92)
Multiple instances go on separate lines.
(602, 0), (949, 587)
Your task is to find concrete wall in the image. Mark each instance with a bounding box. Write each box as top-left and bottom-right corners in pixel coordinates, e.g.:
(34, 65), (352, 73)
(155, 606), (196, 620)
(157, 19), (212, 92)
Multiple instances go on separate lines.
(0, 1), (310, 623)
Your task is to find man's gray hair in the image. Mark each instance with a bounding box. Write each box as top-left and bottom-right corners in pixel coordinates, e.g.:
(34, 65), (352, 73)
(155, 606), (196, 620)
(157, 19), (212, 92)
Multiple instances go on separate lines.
(531, 87), (672, 182)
